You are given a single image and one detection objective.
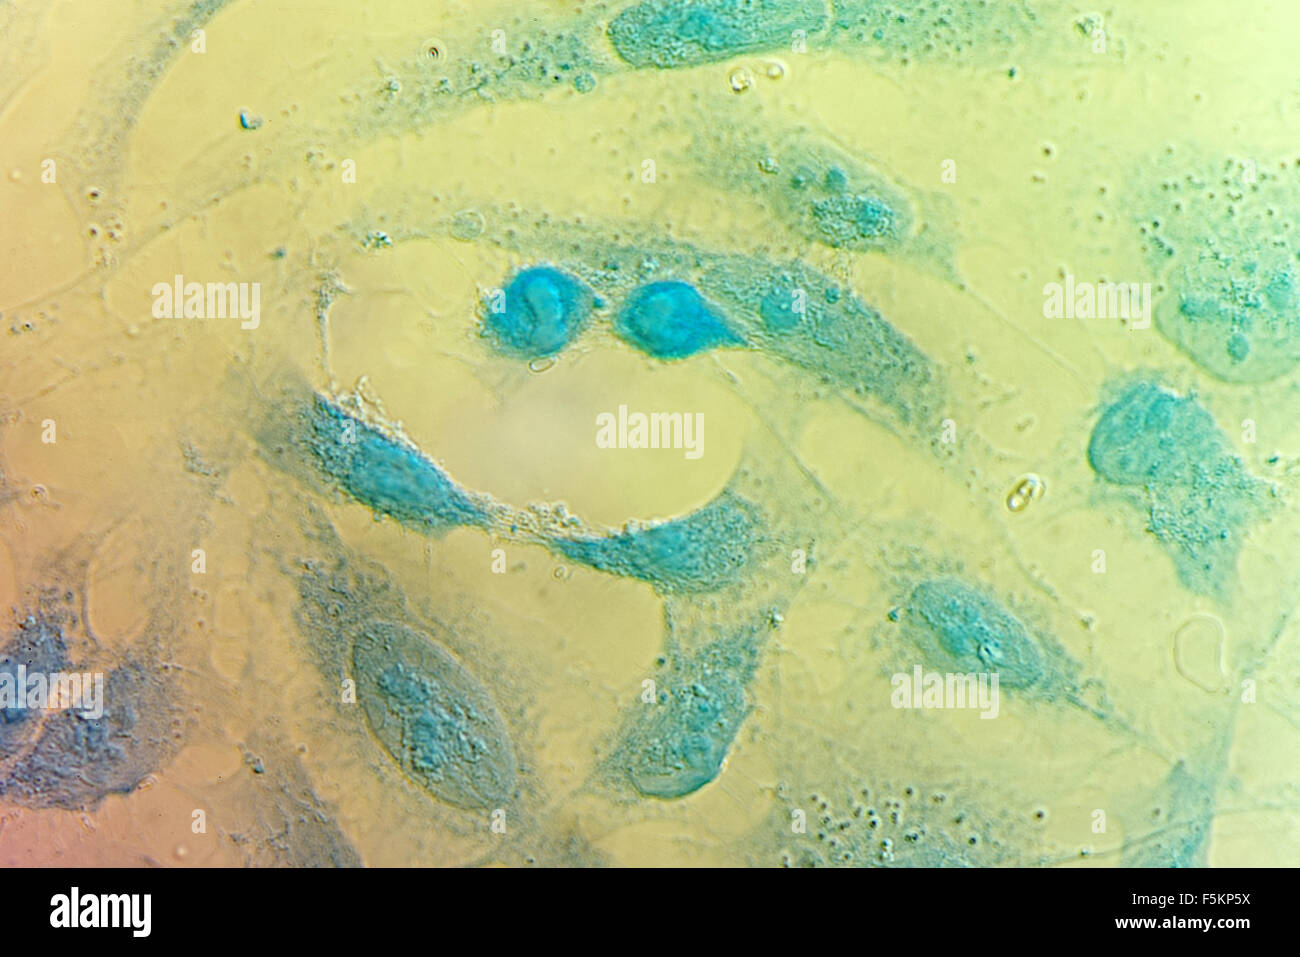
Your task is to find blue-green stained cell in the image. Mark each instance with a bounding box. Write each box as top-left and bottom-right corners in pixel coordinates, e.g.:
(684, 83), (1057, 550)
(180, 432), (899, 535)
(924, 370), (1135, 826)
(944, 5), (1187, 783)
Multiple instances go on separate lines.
(2, 648), (177, 812)
(706, 265), (938, 426)
(290, 388), (769, 593)
(0, 614), (68, 759)
(626, 674), (746, 797)
(549, 491), (761, 594)
(608, 0), (828, 69)
(1087, 380), (1264, 595)
(903, 578), (1045, 689)
(353, 621), (516, 809)
(1088, 381), (1225, 486)
(461, 215), (942, 429)
(483, 265), (596, 359)
(613, 280), (745, 359)
(304, 395), (491, 533)
(683, 125), (951, 270)
(616, 630), (761, 798)
(1139, 159), (1300, 383)
(1162, 256), (1300, 383)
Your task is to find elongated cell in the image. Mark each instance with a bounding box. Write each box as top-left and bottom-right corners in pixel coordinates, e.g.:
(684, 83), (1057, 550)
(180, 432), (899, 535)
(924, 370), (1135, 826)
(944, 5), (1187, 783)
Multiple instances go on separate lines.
(299, 394), (496, 533)
(661, 119), (964, 280)
(353, 621), (517, 810)
(608, 0), (829, 69)
(715, 262), (940, 427)
(880, 559), (1156, 739)
(253, 379), (499, 535)
(448, 213), (944, 431)
(548, 491), (763, 595)
(282, 513), (607, 865)
(288, 545), (530, 824)
(1087, 379), (1267, 597)
(902, 578), (1047, 689)
(260, 379), (777, 597)
(589, 441), (821, 801)
(612, 620), (764, 799)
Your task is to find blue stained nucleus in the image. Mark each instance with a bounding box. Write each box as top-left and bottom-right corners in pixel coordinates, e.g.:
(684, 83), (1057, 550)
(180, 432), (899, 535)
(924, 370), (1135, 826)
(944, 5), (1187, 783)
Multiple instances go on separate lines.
(614, 280), (745, 359)
(483, 265), (596, 359)
(905, 578), (1046, 689)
